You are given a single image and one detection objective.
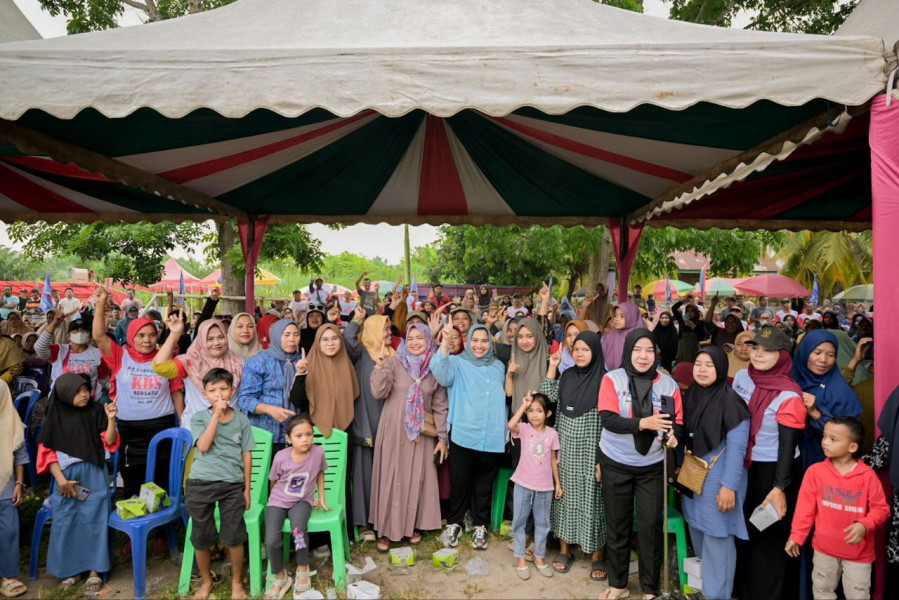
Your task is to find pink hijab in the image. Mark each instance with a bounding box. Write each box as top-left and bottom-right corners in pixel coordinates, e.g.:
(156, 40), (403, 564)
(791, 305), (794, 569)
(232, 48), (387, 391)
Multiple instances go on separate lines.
(601, 302), (643, 371)
(182, 320), (244, 392)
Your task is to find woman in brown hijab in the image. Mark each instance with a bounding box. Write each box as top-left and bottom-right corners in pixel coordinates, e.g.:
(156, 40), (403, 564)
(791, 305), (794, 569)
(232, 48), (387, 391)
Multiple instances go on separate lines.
(290, 323), (360, 437)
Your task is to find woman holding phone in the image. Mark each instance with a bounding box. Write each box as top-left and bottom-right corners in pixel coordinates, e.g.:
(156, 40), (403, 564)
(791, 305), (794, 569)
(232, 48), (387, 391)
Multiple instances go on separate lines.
(597, 329), (683, 600)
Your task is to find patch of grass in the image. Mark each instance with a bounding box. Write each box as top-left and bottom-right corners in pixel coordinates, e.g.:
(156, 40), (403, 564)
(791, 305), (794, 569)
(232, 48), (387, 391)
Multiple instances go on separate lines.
(388, 585), (433, 600)
(462, 581), (483, 598)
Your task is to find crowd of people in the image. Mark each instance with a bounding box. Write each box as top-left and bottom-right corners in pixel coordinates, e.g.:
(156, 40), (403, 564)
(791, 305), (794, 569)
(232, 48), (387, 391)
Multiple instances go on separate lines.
(0, 275), (890, 600)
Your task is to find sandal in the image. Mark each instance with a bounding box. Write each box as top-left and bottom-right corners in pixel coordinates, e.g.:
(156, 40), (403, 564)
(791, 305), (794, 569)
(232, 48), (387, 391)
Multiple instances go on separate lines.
(590, 560), (608, 582)
(516, 566), (530, 580)
(524, 543), (535, 563)
(408, 532), (422, 545)
(293, 569), (316, 592)
(85, 576), (103, 594)
(360, 528), (376, 542)
(551, 553), (574, 574)
(0, 578), (27, 598)
(535, 563), (554, 578)
(376, 537), (390, 553)
(265, 573), (292, 600)
(598, 588), (630, 600)
(191, 571), (224, 585)
(59, 577), (79, 590)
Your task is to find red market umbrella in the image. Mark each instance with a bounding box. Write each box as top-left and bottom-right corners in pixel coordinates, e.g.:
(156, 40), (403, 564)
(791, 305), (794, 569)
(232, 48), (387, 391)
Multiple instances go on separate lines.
(736, 274), (809, 298)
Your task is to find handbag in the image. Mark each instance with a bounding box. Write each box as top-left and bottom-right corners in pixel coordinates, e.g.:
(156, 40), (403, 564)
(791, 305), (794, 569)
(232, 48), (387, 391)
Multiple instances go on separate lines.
(676, 443), (726, 495)
(420, 412), (438, 438)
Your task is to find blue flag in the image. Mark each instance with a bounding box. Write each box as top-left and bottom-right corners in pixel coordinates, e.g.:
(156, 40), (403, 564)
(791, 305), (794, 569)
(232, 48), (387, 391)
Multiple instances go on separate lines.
(810, 276), (819, 306)
(665, 276), (672, 303)
(179, 270), (185, 295)
(699, 267), (706, 301)
(40, 274), (54, 313)
(410, 276), (417, 294)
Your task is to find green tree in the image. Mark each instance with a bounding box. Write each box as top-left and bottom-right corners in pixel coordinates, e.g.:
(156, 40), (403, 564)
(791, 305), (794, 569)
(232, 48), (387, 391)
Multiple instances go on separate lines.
(779, 231), (871, 299)
(631, 227), (786, 281)
(38, 0), (236, 33)
(7, 221), (204, 285)
(665, 0), (857, 33)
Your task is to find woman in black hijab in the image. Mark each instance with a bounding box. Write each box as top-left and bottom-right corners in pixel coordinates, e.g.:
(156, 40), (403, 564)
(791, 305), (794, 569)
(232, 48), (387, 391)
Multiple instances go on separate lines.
(37, 373), (118, 592)
(681, 347), (751, 600)
(650, 311), (679, 372)
(597, 329), (683, 599)
(542, 331), (606, 579)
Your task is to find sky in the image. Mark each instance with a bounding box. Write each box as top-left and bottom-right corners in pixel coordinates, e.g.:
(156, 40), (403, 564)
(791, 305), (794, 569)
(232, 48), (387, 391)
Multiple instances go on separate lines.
(6, 0), (746, 263)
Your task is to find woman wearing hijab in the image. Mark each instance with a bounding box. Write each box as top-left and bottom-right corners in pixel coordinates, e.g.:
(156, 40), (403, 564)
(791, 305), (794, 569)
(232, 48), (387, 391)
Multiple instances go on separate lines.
(601, 302), (642, 371)
(227, 312), (262, 361)
(255, 313), (279, 350)
(681, 347), (751, 600)
(432, 323), (507, 551)
(559, 297), (578, 322)
(0, 381), (28, 598)
(36, 374), (119, 593)
(0, 336), (23, 386)
(238, 319), (301, 443)
(343, 308), (395, 540)
(541, 331), (607, 580)
(726, 330), (755, 381)
(557, 319), (589, 375)
(671, 299), (711, 364)
(153, 315), (244, 439)
(114, 304), (139, 347)
(92, 286), (183, 499)
(712, 313), (745, 348)
(649, 311), (679, 372)
(298, 309), (326, 355)
(289, 323), (359, 438)
(505, 317), (549, 404)
(863, 385), (899, 570)
(597, 329), (683, 599)
(731, 326), (806, 600)
(369, 323), (448, 551)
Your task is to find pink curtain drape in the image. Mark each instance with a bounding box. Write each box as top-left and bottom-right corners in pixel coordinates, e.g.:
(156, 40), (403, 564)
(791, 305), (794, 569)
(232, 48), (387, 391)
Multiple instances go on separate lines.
(609, 218), (645, 301)
(237, 216), (270, 314)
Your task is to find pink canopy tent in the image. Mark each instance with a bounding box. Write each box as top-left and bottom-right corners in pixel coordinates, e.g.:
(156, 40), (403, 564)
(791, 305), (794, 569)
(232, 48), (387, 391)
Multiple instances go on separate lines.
(734, 274), (809, 298)
(148, 257), (203, 291)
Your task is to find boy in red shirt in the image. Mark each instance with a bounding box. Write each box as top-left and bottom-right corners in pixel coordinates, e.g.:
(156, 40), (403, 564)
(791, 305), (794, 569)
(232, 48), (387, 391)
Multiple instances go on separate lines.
(786, 417), (889, 600)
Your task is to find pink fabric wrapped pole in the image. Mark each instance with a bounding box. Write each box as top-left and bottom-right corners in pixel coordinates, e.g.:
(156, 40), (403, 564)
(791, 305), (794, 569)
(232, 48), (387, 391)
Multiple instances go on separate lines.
(238, 215), (270, 314)
(609, 218), (644, 301)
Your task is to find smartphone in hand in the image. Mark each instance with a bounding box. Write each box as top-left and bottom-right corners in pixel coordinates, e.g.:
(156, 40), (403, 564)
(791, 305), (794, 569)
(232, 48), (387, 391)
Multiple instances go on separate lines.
(74, 484), (92, 502)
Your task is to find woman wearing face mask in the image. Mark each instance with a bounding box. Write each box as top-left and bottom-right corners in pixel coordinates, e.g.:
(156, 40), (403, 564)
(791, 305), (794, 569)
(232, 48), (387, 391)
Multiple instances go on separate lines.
(432, 324), (507, 551)
(289, 323), (359, 438)
(343, 308), (394, 541)
(152, 316), (244, 439)
(227, 313), (262, 361)
(731, 326), (806, 600)
(92, 286), (183, 499)
(681, 347), (751, 600)
(601, 302), (643, 371)
(369, 323), (448, 551)
(597, 329), (683, 600)
(541, 331), (607, 581)
(238, 319), (302, 443)
(35, 312), (106, 399)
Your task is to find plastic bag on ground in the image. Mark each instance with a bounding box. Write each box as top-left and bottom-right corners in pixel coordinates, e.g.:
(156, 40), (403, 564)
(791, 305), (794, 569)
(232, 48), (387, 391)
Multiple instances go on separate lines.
(464, 557), (490, 576)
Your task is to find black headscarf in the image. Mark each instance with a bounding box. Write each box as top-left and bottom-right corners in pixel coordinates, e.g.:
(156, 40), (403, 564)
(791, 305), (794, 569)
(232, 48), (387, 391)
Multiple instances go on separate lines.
(558, 331), (605, 419)
(37, 373), (108, 467)
(300, 309), (325, 354)
(622, 328), (659, 455)
(683, 347), (751, 457)
(653, 312), (679, 370)
(878, 385), (899, 488)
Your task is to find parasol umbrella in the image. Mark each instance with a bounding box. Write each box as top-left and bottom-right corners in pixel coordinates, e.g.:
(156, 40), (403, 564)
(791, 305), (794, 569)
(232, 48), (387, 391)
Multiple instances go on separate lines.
(736, 274), (809, 298)
(647, 279), (694, 300)
(694, 277), (740, 297)
(832, 284), (873, 302)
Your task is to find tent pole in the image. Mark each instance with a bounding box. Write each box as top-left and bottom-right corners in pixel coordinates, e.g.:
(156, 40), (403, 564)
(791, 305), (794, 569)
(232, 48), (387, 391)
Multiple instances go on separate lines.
(610, 217), (644, 302)
(237, 215), (270, 315)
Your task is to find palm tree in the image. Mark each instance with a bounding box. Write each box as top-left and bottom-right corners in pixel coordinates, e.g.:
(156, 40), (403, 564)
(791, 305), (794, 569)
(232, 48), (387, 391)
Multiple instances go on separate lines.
(779, 231), (872, 299)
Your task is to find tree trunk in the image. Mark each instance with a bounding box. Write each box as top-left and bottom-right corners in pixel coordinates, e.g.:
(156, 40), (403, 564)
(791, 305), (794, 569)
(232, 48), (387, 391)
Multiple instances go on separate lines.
(217, 221), (245, 316)
(587, 226), (612, 292)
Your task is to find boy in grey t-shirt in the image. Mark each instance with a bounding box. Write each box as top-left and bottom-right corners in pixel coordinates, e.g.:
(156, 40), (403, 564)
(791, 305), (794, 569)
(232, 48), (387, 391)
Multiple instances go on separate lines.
(186, 368), (256, 600)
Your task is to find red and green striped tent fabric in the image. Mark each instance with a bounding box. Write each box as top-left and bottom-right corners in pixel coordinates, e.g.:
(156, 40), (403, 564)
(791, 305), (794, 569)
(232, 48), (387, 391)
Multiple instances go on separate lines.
(0, 99), (855, 227)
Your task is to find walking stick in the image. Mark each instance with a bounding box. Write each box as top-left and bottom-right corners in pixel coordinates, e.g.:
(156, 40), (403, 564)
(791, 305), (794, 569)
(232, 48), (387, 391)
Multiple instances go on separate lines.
(662, 445), (670, 597)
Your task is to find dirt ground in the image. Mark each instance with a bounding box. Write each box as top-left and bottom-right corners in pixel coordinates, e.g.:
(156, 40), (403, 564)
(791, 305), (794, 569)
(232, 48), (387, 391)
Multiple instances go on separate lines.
(19, 528), (678, 599)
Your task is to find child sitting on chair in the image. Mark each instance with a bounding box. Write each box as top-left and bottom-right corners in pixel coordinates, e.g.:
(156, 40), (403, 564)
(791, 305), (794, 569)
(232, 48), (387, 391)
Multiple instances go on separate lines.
(265, 414), (330, 600)
(186, 368), (256, 600)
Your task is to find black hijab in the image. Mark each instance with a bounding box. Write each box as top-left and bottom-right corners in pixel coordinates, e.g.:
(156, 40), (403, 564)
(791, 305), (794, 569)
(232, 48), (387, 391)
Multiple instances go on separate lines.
(878, 385), (899, 487)
(683, 347), (751, 457)
(622, 328), (658, 455)
(300, 309), (325, 354)
(558, 331), (605, 419)
(37, 373), (108, 467)
(653, 312), (679, 368)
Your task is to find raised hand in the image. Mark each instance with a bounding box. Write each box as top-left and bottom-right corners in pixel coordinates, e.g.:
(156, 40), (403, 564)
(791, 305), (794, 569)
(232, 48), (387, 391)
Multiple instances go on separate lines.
(507, 351), (520, 376)
(94, 285), (108, 303)
(521, 391), (533, 410)
(375, 342), (391, 369)
(166, 310), (185, 336)
(104, 401), (118, 421)
(538, 281), (550, 302)
(353, 305), (367, 322)
(295, 348), (308, 375)
(549, 350), (562, 368)
(428, 312), (442, 337)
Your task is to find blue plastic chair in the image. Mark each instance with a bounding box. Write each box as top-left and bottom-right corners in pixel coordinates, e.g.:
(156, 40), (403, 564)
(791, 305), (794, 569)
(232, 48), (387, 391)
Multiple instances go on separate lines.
(13, 376), (39, 395)
(29, 450), (120, 580)
(20, 391), (42, 485)
(107, 428), (192, 600)
(13, 389), (39, 423)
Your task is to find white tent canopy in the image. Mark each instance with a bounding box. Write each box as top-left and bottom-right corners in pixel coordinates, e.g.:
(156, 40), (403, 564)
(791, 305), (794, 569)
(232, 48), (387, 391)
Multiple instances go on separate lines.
(0, 0), (41, 43)
(838, 0), (899, 54)
(0, 0), (890, 120)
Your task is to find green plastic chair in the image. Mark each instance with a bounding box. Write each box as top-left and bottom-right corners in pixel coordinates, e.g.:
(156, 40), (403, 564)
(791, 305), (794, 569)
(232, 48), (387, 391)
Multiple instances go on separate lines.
(268, 427), (352, 592)
(632, 487), (688, 593)
(177, 426), (273, 597)
(490, 467), (514, 531)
